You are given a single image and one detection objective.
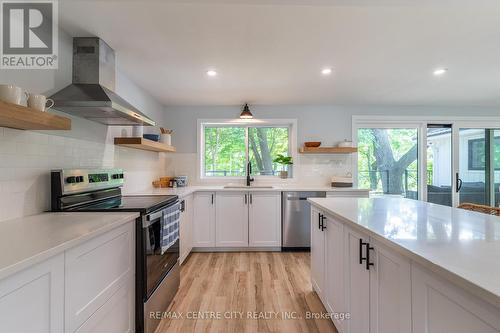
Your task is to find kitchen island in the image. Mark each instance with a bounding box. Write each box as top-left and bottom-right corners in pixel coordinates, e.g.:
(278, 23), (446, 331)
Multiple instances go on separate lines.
(0, 212), (138, 332)
(308, 197), (500, 333)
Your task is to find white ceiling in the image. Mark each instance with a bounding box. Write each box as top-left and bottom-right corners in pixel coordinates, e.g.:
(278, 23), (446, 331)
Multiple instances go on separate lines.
(59, 0), (500, 106)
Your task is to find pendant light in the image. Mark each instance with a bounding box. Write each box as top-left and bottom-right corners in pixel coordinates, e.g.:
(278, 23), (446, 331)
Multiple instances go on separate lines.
(239, 103), (254, 119)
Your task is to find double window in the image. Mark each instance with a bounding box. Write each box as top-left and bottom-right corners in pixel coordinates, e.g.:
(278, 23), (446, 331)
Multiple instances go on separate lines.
(200, 121), (294, 178)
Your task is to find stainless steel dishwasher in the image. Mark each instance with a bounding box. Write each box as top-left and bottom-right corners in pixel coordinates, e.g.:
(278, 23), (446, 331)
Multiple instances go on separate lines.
(282, 191), (326, 250)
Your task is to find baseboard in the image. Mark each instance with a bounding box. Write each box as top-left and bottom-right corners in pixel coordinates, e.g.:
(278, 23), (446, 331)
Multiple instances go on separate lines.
(282, 247), (311, 252)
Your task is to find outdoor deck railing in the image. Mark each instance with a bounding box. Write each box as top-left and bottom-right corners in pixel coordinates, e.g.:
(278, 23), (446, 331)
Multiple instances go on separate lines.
(358, 169), (433, 195)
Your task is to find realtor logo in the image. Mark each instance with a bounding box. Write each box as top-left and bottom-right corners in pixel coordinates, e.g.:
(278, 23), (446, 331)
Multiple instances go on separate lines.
(1, 0), (58, 69)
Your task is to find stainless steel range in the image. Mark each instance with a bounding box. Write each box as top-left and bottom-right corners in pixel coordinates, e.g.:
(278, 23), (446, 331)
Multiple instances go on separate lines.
(51, 169), (180, 333)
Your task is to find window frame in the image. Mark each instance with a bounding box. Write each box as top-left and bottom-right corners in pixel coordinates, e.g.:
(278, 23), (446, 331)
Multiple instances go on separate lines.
(197, 118), (297, 182)
(467, 136), (500, 171)
(468, 137), (486, 171)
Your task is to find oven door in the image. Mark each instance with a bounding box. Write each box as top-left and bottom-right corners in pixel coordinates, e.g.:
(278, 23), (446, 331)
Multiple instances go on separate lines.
(143, 202), (180, 299)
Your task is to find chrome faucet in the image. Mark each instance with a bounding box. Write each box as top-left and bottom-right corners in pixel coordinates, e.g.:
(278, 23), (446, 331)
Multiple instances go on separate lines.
(246, 162), (254, 186)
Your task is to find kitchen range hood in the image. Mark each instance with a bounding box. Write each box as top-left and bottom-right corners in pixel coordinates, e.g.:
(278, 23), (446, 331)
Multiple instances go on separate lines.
(50, 37), (155, 126)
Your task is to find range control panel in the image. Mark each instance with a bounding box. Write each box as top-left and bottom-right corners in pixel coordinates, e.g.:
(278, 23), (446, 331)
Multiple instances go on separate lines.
(53, 169), (125, 195)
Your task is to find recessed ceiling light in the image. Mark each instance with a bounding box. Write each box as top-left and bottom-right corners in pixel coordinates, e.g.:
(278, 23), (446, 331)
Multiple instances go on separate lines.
(321, 68), (332, 75)
(433, 68), (448, 76)
(206, 70), (217, 77)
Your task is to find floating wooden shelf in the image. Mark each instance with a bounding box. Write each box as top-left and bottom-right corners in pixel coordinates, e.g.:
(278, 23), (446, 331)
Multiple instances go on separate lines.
(0, 100), (71, 130)
(114, 137), (176, 153)
(299, 146), (358, 154)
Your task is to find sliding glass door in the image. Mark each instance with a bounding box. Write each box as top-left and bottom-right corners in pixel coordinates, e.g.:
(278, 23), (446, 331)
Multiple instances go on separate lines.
(457, 128), (500, 207)
(426, 125), (453, 206)
(355, 118), (500, 207)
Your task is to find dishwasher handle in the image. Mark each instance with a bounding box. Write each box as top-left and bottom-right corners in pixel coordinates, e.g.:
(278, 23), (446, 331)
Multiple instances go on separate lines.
(287, 197), (309, 201)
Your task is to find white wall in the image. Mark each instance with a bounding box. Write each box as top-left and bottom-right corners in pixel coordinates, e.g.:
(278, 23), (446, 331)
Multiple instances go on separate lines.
(0, 29), (168, 222)
(162, 105), (500, 186)
(429, 136), (452, 186)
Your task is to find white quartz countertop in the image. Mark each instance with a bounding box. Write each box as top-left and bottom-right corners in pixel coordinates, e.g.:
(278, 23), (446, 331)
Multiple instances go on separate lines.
(128, 185), (369, 198)
(308, 197), (500, 309)
(0, 212), (139, 280)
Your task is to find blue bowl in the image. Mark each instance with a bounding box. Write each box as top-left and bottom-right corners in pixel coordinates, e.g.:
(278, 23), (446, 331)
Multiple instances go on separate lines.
(143, 134), (160, 142)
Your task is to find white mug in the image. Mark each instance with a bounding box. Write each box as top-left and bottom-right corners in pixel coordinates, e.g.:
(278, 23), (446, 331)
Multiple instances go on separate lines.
(0, 85), (23, 105)
(132, 126), (144, 137)
(160, 134), (171, 145)
(26, 93), (54, 112)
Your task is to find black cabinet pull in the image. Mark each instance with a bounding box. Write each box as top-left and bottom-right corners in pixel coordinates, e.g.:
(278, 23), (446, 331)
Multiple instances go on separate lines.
(244, 194), (247, 204)
(211, 194), (214, 205)
(321, 215), (327, 231)
(250, 194), (253, 204)
(365, 243), (375, 270)
(318, 213), (322, 230)
(359, 239), (368, 265)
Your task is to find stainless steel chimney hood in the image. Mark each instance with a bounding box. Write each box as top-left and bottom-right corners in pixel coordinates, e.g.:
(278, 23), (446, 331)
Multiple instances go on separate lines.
(50, 37), (155, 126)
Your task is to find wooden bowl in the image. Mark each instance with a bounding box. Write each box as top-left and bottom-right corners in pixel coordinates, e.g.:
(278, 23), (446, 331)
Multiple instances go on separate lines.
(304, 142), (321, 148)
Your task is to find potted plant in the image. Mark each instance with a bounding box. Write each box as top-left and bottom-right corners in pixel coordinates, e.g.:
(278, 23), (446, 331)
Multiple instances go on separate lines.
(273, 154), (293, 179)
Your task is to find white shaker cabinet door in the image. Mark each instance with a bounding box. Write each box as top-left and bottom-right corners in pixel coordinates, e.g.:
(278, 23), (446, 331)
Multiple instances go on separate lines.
(192, 192), (216, 247)
(412, 264), (500, 333)
(369, 238), (411, 333)
(65, 222), (134, 333)
(249, 192), (281, 247)
(0, 254), (64, 333)
(186, 194), (194, 251)
(310, 207), (326, 299)
(75, 276), (134, 333)
(324, 214), (345, 332)
(343, 225), (370, 333)
(215, 191), (249, 247)
(180, 194), (194, 263)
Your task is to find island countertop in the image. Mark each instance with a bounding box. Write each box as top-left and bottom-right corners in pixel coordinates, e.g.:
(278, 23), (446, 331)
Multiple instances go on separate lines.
(308, 197), (500, 309)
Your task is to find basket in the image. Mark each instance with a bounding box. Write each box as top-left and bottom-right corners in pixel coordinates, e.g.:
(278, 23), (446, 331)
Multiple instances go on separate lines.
(457, 203), (500, 216)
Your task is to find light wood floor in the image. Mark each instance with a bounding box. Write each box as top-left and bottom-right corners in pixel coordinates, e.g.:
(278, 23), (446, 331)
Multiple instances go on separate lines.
(155, 252), (338, 333)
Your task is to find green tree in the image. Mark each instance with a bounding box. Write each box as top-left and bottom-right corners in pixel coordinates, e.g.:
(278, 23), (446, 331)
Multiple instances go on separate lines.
(204, 127), (289, 177)
(249, 127), (289, 175)
(358, 128), (418, 195)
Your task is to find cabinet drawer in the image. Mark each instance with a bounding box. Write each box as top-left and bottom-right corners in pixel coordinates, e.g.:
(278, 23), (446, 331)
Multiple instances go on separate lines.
(65, 222), (134, 332)
(75, 276), (134, 333)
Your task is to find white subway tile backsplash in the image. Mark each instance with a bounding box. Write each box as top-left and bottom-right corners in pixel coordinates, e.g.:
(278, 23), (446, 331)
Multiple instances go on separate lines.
(48, 135), (66, 146)
(167, 152), (353, 187)
(0, 128), (167, 222)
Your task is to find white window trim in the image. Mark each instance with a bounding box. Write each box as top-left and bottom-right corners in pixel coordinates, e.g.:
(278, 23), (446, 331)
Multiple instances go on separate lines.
(197, 118), (298, 183)
(352, 115), (500, 205)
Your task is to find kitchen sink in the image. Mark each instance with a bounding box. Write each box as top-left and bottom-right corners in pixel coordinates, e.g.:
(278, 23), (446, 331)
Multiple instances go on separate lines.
(223, 185), (274, 189)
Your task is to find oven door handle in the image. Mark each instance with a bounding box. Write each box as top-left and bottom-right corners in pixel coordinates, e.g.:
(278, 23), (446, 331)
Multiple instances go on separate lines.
(143, 201), (180, 228)
(147, 210), (164, 222)
(143, 210), (165, 228)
